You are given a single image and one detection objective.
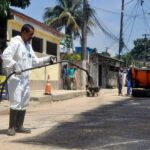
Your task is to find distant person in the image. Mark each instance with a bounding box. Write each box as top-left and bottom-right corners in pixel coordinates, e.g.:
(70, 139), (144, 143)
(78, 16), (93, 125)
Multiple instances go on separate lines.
(62, 64), (69, 90)
(68, 65), (77, 90)
(126, 67), (132, 96)
(117, 68), (124, 95)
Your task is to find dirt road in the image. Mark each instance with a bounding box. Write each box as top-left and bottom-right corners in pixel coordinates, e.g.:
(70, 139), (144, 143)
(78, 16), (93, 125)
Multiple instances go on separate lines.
(0, 89), (131, 150)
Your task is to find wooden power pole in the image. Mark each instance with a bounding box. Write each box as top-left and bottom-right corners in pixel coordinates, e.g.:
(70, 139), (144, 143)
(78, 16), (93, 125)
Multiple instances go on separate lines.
(118, 0), (124, 59)
(81, 0), (88, 61)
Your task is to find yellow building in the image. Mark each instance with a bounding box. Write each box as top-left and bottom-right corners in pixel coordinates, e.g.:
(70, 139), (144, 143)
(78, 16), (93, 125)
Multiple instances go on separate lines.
(7, 9), (64, 90)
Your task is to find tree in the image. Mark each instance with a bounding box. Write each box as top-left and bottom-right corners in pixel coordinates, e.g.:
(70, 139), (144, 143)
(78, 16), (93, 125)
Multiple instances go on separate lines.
(43, 0), (81, 50)
(43, 0), (96, 89)
(130, 38), (150, 61)
(63, 53), (81, 61)
(80, 0), (88, 89)
(43, 0), (96, 52)
(80, 0), (96, 89)
(122, 38), (150, 67)
(122, 53), (134, 67)
(0, 0), (30, 53)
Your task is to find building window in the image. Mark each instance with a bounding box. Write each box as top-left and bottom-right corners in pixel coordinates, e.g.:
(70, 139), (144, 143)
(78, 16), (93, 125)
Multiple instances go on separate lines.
(46, 41), (57, 56)
(109, 66), (118, 72)
(32, 37), (43, 53)
(12, 30), (20, 37)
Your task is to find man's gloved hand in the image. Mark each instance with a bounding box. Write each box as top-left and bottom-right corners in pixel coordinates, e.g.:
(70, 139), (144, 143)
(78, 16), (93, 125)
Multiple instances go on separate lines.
(13, 64), (22, 75)
(14, 70), (22, 75)
(49, 56), (57, 64)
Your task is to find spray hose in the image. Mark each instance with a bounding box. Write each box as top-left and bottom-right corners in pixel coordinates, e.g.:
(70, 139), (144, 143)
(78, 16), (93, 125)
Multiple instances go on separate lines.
(0, 60), (93, 102)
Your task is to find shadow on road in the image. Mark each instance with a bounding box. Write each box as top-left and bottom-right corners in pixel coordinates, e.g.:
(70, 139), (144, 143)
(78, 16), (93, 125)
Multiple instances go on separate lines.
(14, 97), (150, 149)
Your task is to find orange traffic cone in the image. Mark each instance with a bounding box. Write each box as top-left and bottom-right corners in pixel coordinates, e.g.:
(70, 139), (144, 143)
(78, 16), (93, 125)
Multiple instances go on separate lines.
(44, 74), (51, 95)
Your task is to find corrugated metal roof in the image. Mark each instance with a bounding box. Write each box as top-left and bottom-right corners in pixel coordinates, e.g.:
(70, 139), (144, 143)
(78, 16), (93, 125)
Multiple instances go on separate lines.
(91, 53), (124, 63)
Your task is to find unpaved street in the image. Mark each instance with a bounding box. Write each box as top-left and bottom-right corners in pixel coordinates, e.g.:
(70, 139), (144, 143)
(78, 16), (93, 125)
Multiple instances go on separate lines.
(0, 89), (150, 150)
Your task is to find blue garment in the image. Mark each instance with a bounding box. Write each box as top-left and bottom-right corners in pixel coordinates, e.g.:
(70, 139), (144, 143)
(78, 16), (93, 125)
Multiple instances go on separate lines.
(127, 69), (131, 95)
(63, 68), (68, 77)
(68, 68), (76, 79)
(127, 80), (131, 95)
(62, 66), (69, 90)
(127, 69), (131, 81)
(118, 83), (122, 95)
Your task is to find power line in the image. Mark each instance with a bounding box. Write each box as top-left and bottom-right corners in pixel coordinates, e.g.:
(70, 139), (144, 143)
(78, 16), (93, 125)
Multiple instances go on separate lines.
(93, 14), (119, 42)
(93, 14), (130, 53)
(93, 6), (138, 18)
(124, 0), (139, 31)
(125, 0), (137, 5)
(125, 0), (140, 45)
(141, 5), (150, 33)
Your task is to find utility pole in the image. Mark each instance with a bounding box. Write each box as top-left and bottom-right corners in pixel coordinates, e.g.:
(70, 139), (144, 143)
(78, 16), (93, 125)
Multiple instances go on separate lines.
(142, 34), (150, 39)
(81, 0), (88, 61)
(118, 0), (124, 59)
(141, 0), (144, 6)
(142, 34), (150, 66)
(81, 0), (88, 89)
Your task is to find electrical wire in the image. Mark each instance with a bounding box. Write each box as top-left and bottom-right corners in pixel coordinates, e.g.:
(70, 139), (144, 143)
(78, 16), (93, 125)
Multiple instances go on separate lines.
(125, 0), (140, 45)
(93, 14), (130, 53)
(124, 0), (139, 31)
(93, 14), (119, 42)
(93, 6), (137, 18)
(92, 1), (147, 55)
(141, 5), (150, 33)
(125, 0), (137, 5)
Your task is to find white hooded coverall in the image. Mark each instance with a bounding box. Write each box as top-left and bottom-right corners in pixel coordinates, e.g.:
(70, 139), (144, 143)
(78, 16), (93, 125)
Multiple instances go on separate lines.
(2, 36), (50, 110)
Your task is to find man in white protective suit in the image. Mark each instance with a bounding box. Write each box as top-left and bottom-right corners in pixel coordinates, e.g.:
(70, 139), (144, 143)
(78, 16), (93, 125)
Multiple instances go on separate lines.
(2, 24), (55, 136)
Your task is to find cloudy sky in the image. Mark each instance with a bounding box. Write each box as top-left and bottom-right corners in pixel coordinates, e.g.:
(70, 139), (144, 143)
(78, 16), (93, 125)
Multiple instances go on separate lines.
(12, 0), (150, 56)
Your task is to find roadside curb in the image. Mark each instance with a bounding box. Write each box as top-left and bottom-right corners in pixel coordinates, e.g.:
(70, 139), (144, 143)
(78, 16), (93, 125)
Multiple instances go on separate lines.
(30, 90), (86, 102)
(30, 89), (119, 102)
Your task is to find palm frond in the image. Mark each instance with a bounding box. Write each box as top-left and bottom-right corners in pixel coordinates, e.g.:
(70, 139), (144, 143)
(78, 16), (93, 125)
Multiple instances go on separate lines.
(43, 0), (97, 50)
(59, 11), (80, 32)
(10, 0), (30, 8)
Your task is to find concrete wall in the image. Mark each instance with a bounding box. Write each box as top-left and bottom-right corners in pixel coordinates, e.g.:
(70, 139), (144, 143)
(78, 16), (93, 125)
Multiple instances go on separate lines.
(89, 54), (124, 88)
(107, 71), (118, 88)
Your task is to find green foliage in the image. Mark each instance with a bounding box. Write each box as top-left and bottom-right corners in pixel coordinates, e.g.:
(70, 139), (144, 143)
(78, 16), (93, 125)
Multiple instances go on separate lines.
(0, 0), (30, 17)
(122, 53), (134, 67)
(63, 53), (81, 61)
(122, 38), (150, 67)
(9, 0), (30, 8)
(130, 38), (150, 60)
(0, 0), (9, 17)
(43, 0), (96, 49)
(122, 53), (141, 67)
(60, 34), (72, 50)
(43, 0), (82, 34)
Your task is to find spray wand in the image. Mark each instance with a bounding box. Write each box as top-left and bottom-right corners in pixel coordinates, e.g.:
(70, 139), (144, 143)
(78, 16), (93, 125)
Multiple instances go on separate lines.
(0, 60), (93, 102)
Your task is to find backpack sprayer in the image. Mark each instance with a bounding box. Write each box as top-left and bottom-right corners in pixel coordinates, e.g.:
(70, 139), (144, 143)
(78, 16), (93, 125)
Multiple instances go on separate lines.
(0, 58), (97, 102)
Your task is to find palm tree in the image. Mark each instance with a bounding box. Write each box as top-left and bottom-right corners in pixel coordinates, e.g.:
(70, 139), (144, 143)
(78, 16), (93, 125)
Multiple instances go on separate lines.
(43, 0), (96, 51)
(43, 0), (82, 51)
(43, 0), (96, 89)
